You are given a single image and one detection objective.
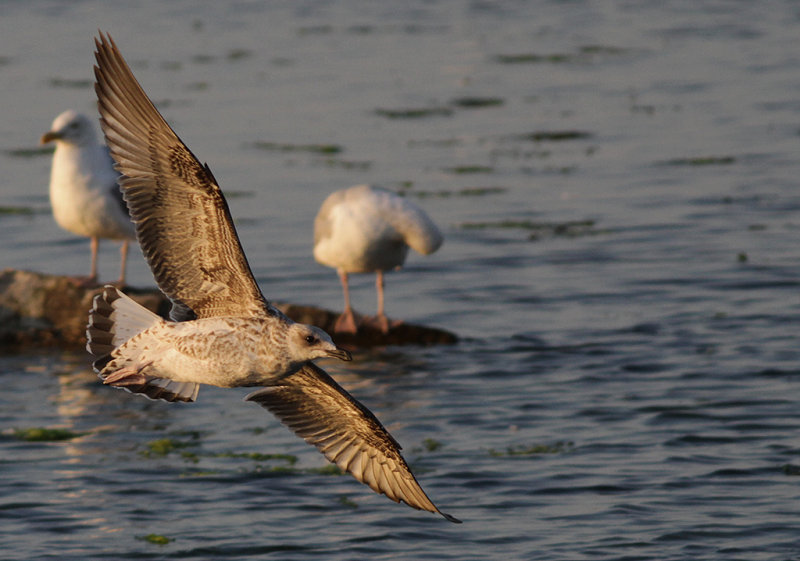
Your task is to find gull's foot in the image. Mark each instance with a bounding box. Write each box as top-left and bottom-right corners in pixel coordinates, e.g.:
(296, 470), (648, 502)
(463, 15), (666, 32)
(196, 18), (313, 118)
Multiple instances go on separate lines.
(334, 310), (360, 334)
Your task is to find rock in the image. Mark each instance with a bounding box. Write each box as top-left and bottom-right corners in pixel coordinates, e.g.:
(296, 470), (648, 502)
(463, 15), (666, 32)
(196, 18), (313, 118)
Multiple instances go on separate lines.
(0, 269), (457, 350)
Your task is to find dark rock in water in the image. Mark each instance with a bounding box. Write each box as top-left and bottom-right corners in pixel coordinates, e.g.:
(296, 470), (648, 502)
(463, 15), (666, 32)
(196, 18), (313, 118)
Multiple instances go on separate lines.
(0, 269), (163, 348)
(0, 269), (457, 350)
(277, 303), (459, 349)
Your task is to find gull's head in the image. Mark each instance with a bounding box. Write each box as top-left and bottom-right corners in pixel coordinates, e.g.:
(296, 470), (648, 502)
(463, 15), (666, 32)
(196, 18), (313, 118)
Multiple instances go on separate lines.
(287, 323), (352, 362)
(40, 110), (96, 147)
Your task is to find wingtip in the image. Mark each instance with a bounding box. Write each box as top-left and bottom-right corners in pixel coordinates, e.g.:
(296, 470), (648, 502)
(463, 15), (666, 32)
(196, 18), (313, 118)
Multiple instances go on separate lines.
(439, 510), (462, 524)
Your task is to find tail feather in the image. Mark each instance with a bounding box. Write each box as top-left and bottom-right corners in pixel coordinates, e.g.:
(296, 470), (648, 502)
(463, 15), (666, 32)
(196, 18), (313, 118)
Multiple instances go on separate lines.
(86, 285), (200, 403)
(87, 285), (162, 355)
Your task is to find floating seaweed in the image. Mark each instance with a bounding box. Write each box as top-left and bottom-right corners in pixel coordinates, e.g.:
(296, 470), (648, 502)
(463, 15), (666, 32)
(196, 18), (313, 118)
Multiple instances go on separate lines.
(460, 219), (604, 241)
(493, 45), (629, 65)
(227, 48), (253, 61)
(442, 165), (494, 174)
(0, 206), (38, 216)
(401, 186), (506, 199)
(250, 141), (343, 155)
(662, 156), (736, 166)
(374, 107), (453, 119)
(488, 441), (574, 457)
(519, 130), (592, 142)
(48, 77), (92, 89)
(449, 97), (505, 109)
(137, 534), (172, 545)
(5, 146), (53, 158)
(11, 427), (85, 441)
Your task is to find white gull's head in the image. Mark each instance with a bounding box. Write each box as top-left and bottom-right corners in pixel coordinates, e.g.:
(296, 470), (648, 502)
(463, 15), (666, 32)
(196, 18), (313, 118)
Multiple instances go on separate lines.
(285, 323), (352, 363)
(41, 109), (98, 147)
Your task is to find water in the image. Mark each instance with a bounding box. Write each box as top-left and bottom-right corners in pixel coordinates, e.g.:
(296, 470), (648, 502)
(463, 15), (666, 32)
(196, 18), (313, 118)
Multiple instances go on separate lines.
(2, 1), (800, 559)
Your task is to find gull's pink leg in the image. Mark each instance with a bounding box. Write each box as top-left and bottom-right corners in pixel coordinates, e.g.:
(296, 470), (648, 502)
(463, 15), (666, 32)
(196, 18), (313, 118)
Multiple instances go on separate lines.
(334, 269), (358, 334)
(116, 239), (129, 285)
(69, 237), (101, 287)
(375, 270), (389, 333)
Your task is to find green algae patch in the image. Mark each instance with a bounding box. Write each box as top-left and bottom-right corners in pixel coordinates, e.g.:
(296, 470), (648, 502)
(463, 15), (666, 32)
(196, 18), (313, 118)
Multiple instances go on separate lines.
(322, 158), (372, 171)
(782, 464), (800, 476)
(48, 77), (93, 89)
(137, 534), (172, 545)
(13, 427), (85, 442)
(461, 219), (542, 230)
(578, 45), (628, 55)
(0, 206), (36, 216)
(489, 441), (574, 457)
(213, 451), (298, 465)
(226, 48), (253, 61)
(449, 96), (505, 109)
(663, 156), (736, 166)
(422, 438), (443, 452)
(407, 137), (463, 148)
(493, 53), (574, 64)
(442, 165), (494, 174)
(6, 146), (53, 158)
(191, 54), (216, 64)
(180, 469), (221, 477)
(460, 219), (604, 240)
(375, 107), (453, 119)
(338, 496), (359, 509)
(521, 130), (592, 142)
(297, 25), (334, 36)
(251, 141), (343, 155)
(493, 45), (628, 65)
(141, 437), (194, 458)
(402, 186), (506, 199)
(307, 464), (345, 476)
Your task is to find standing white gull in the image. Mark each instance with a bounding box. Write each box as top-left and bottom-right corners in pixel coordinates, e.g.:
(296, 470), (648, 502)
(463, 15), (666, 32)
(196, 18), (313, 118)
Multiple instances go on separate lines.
(314, 184), (443, 334)
(41, 110), (135, 285)
(86, 33), (458, 523)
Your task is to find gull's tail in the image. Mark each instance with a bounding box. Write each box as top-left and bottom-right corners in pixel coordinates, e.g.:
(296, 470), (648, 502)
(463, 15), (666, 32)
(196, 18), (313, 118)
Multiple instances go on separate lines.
(86, 285), (199, 402)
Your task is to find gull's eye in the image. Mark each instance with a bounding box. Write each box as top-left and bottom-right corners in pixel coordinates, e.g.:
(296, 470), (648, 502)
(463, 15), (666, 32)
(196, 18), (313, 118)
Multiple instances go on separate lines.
(305, 335), (317, 345)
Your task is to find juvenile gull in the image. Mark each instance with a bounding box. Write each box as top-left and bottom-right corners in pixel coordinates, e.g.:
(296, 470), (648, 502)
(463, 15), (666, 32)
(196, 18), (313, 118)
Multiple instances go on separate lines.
(314, 184), (443, 333)
(41, 110), (135, 285)
(87, 33), (459, 523)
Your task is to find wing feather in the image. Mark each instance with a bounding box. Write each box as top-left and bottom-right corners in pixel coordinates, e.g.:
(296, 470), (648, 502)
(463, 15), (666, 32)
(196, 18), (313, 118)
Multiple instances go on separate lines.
(93, 32), (267, 319)
(245, 362), (460, 523)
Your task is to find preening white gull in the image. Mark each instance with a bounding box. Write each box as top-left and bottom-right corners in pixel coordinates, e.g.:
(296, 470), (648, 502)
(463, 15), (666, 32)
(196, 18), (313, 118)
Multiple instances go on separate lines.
(41, 110), (135, 284)
(86, 33), (458, 523)
(313, 184), (443, 333)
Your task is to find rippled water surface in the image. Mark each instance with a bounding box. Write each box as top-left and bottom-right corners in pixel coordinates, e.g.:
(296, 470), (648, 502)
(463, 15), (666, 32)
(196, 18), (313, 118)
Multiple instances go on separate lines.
(3, 2), (800, 560)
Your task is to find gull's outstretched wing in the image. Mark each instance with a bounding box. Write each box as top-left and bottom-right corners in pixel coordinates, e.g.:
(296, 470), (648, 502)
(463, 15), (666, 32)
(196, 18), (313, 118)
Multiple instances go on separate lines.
(245, 362), (460, 523)
(93, 32), (267, 320)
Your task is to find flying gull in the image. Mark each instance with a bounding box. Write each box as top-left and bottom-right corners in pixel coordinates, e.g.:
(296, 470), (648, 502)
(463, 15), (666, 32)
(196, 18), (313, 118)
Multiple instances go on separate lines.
(314, 184), (443, 333)
(86, 32), (459, 523)
(41, 110), (135, 285)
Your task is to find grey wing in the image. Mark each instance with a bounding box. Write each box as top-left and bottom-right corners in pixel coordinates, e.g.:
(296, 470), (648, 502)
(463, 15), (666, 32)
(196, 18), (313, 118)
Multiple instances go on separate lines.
(93, 32), (267, 319)
(245, 362), (460, 523)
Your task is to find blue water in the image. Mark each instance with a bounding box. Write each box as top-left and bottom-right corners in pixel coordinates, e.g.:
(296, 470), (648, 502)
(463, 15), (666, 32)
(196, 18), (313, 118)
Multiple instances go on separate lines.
(3, 1), (800, 559)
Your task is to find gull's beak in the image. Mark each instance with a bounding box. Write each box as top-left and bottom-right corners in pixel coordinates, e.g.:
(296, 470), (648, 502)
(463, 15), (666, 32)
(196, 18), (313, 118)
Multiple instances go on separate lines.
(40, 131), (61, 144)
(326, 347), (352, 361)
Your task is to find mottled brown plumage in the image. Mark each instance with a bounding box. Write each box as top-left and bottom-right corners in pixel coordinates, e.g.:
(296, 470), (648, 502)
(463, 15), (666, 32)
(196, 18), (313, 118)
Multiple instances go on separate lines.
(94, 36), (265, 321)
(88, 32), (458, 522)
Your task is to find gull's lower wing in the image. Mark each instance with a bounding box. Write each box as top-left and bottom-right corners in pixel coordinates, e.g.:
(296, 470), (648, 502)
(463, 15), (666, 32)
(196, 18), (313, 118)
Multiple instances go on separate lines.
(246, 362), (460, 523)
(93, 32), (267, 319)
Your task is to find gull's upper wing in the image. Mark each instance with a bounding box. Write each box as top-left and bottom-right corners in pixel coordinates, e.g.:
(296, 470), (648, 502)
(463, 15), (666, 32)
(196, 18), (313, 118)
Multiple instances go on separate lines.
(93, 32), (267, 319)
(245, 362), (460, 523)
